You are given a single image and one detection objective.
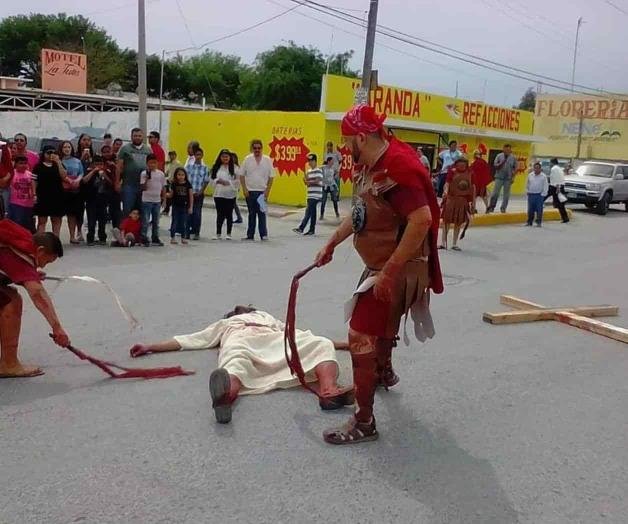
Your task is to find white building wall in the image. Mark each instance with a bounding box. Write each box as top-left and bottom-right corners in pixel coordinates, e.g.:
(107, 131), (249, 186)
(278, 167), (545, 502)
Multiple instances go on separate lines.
(0, 111), (170, 148)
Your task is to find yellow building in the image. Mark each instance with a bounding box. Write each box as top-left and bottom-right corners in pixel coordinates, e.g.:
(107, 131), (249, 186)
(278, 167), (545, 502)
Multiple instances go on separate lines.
(168, 74), (538, 206)
(534, 93), (628, 161)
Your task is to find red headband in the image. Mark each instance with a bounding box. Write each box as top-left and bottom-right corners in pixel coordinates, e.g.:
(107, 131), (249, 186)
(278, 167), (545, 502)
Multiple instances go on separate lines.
(341, 104), (387, 136)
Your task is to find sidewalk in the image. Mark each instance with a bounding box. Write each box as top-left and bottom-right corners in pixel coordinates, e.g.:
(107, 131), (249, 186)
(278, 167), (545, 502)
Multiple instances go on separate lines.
(204, 195), (569, 229)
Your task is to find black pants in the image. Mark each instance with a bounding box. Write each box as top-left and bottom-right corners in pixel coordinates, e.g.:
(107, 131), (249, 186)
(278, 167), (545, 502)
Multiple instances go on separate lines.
(298, 198), (319, 233)
(86, 196), (108, 242)
(215, 197), (235, 235)
(108, 191), (121, 229)
(320, 187), (339, 218)
(546, 185), (569, 222)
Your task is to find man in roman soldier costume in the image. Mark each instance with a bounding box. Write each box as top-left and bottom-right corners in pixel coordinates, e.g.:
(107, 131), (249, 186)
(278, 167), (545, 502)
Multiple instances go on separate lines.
(439, 156), (475, 251)
(314, 104), (444, 445)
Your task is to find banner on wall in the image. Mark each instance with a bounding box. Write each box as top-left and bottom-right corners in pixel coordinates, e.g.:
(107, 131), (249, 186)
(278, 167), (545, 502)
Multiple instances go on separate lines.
(41, 48), (87, 94)
(322, 74), (534, 137)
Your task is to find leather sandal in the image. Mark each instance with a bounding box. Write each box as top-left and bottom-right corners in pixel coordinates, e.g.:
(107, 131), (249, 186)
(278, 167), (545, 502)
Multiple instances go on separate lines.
(323, 416), (379, 445)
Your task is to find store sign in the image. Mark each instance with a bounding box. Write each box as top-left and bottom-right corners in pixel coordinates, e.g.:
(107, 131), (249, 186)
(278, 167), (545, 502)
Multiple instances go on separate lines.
(269, 136), (310, 175)
(41, 48), (87, 93)
(322, 74), (534, 136)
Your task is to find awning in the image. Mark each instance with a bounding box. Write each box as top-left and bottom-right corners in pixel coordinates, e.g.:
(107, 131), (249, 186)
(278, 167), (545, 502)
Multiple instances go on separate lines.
(325, 112), (545, 143)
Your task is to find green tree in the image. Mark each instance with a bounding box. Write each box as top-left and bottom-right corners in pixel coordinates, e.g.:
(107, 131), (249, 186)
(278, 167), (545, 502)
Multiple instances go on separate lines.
(0, 13), (125, 90)
(239, 42), (358, 111)
(517, 87), (537, 111)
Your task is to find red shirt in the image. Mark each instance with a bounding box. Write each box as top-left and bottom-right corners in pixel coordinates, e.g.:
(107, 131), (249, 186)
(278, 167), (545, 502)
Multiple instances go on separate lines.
(471, 158), (492, 189)
(151, 143), (166, 171)
(120, 217), (141, 238)
(0, 247), (40, 286)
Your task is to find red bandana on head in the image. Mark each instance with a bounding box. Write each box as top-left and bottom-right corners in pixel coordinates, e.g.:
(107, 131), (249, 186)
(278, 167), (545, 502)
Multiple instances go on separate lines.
(341, 104), (387, 136)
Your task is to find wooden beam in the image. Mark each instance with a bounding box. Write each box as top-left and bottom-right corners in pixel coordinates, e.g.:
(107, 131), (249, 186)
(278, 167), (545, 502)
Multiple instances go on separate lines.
(483, 305), (620, 325)
(500, 295), (544, 309)
(555, 312), (628, 344)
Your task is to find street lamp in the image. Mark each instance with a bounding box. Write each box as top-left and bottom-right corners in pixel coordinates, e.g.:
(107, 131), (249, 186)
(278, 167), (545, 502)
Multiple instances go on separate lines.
(571, 17), (584, 92)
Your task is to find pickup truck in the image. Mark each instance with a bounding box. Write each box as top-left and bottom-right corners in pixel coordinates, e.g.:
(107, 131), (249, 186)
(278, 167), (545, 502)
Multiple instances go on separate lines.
(563, 161), (628, 215)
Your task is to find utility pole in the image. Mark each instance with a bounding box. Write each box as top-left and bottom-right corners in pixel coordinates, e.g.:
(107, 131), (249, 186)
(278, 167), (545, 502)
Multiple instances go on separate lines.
(576, 111), (584, 158)
(571, 17), (583, 92)
(357, 0), (379, 103)
(138, 0), (148, 134)
(158, 49), (165, 135)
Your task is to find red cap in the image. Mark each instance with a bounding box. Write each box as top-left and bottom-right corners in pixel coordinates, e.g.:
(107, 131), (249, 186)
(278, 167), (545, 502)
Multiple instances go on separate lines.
(341, 104), (387, 136)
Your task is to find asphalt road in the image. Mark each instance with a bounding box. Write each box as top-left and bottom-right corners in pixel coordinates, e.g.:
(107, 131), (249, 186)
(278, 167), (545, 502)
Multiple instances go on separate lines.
(2, 202), (628, 524)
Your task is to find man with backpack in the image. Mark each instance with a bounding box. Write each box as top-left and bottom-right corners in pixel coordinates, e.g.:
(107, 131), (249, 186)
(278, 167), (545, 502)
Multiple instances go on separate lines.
(0, 220), (70, 377)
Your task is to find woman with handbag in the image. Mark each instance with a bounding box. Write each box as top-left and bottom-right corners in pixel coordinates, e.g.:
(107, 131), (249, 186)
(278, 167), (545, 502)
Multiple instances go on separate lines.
(547, 158), (569, 223)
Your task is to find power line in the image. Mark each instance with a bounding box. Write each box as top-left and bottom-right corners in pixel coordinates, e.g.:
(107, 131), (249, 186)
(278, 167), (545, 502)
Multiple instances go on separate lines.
(605, 0), (628, 15)
(167, 4), (301, 55)
(266, 0), (525, 94)
(291, 0), (626, 98)
(173, 0), (219, 107)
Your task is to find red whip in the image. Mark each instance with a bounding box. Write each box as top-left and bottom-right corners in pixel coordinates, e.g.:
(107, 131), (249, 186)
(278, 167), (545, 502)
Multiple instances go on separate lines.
(284, 263), (324, 399)
(59, 340), (194, 379)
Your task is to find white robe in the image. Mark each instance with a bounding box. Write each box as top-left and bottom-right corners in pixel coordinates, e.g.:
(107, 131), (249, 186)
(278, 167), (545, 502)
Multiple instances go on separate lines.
(174, 311), (337, 395)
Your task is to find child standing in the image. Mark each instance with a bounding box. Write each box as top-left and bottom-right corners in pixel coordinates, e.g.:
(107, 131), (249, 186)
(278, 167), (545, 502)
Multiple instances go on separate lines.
(82, 155), (113, 245)
(293, 154), (323, 236)
(167, 168), (192, 245)
(111, 209), (141, 247)
(140, 154), (166, 246)
(3, 156), (35, 232)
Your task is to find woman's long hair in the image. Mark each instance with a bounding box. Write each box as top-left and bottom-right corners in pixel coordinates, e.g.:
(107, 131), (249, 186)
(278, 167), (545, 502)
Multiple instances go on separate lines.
(58, 140), (76, 159)
(75, 133), (94, 158)
(172, 167), (190, 185)
(210, 150), (235, 179)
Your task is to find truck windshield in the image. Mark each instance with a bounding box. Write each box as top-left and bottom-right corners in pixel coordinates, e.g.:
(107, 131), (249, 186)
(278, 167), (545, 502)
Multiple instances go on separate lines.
(576, 164), (614, 178)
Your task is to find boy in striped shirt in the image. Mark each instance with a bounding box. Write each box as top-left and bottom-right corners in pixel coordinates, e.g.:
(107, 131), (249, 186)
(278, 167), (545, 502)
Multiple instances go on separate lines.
(293, 154), (323, 236)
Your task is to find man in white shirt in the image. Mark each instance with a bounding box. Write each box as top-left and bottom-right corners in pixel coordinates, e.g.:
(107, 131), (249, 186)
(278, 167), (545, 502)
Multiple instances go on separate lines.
(240, 139), (275, 241)
(547, 158), (569, 223)
(525, 162), (549, 227)
(437, 140), (460, 197)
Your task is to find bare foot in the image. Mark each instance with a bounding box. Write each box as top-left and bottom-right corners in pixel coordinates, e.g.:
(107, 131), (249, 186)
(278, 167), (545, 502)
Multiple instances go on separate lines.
(129, 344), (150, 358)
(0, 362), (44, 378)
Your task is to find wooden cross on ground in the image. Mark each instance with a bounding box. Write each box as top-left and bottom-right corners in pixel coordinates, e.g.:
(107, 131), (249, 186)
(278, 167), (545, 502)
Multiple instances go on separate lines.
(483, 295), (628, 344)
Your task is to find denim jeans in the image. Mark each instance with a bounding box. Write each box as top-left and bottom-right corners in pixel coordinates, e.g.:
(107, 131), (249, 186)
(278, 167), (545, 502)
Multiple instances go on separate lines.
(141, 202), (161, 241)
(320, 187), (339, 218)
(298, 198), (319, 233)
(170, 206), (188, 238)
(527, 193), (544, 225)
(489, 177), (512, 212)
(245, 191), (268, 239)
(187, 194), (204, 238)
(1, 188), (10, 217)
(437, 172), (447, 197)
(121, 184), (141, 218)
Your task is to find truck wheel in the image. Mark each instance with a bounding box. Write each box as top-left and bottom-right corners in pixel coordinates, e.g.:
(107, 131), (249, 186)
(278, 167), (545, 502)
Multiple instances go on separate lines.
(596, 192), (611, 215)
(625, 201), (628, 212)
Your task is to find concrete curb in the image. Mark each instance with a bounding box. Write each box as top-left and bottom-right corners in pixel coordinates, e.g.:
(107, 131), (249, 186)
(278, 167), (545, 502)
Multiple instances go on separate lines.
(469, 209), (573, 227)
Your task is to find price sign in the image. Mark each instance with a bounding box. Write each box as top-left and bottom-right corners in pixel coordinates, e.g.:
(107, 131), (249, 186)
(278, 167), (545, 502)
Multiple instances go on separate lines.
(269, 136), (311, 175)
(338, 145), (354, 183)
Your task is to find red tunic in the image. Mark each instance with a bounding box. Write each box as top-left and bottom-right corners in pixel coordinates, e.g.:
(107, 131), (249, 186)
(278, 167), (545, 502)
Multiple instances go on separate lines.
(471, 158), (492, 191)
(350, 138), (443, 337)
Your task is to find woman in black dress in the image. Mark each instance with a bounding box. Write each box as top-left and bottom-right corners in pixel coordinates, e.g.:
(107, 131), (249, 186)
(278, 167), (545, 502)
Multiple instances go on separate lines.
(33, 147), (69, 238)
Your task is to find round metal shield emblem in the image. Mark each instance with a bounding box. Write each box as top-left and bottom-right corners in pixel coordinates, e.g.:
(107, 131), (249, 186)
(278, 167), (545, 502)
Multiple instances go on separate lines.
(352, 197), (367, 233)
